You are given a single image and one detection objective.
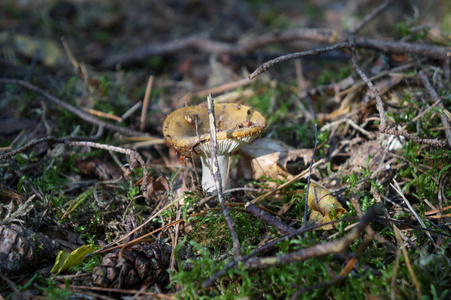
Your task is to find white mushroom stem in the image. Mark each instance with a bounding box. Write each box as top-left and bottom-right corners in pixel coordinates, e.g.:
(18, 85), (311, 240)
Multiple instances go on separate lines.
(199, 153), (230, 192)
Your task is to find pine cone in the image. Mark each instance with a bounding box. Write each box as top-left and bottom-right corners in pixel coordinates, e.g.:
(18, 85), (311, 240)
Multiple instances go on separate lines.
(92, 243), (169, 289)
(0, 224), (57, 275)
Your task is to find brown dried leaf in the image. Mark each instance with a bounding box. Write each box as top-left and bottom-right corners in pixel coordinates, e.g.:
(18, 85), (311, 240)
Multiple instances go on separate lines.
(146, 176), (170, 199)
(340, 140), (383, 174)
(237, 138), (313, 180)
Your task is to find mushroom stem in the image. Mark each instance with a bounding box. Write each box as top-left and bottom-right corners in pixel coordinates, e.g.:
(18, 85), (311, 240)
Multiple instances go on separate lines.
(199, 154), (230, 192)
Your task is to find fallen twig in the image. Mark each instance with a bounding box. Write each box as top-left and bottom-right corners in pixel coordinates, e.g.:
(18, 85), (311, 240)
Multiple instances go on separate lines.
(249, 42), (349, 79)
(97, 28), (451, 69)
(69, 285), (172, 299)
(391, 179), (435, 244)
(245, 202), (297, 236)
(0, 136), (68, 160)
(393, 226), (422, 299)
(349, 44), (448, 148)
(0, 78), (146, 137)
(207, 94), (242, 259)
(418, 70), (451, 148)
(140, 75), (154, 131)
(202, 215), (362, 288)
(243, 204), (381, 269)
(349, 0), (393, 34)
(243, 28), (449, 149)
(0, 136), (149, 196)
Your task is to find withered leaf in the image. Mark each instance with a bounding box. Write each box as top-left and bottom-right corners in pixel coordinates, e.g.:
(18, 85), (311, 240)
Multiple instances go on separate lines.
(237, 138), (313, 180)
(307, 182), (347, 230)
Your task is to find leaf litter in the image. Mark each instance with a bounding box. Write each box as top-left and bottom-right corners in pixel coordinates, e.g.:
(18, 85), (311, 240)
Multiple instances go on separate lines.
(0, 0), (451, 299)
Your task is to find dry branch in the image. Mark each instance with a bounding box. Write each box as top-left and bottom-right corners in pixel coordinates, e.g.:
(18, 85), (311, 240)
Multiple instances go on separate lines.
(349, 46), (448, 148)
(245, 203), (297, 236)
(243, 204), (381, 270)
(349, 0), (393, 34)
(202, 215), (362, 288)
(249, 42), (350, 79)
(97, 28), (451, 69)
(418, 70), (451, 148)
(0, 79), (146, 137)
(248, 37), (448, 148)
(0, 137), (149, 195)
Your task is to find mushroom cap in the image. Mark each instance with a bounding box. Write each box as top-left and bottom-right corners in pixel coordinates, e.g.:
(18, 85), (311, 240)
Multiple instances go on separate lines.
(163, 103), (266, 156)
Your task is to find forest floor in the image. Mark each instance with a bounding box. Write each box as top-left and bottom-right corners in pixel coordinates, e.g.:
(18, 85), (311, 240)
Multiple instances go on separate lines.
(1, 0), (451, 299)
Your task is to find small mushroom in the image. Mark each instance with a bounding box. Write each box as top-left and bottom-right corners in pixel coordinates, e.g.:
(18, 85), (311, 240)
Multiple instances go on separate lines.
(163, 103), (266, 192)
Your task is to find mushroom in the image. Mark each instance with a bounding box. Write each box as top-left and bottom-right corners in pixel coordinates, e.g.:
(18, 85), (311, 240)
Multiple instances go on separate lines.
(163, 103), (266, 192)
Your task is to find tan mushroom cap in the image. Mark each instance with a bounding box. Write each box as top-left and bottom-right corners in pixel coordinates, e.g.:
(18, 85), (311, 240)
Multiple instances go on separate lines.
(163, 103), (266, 156)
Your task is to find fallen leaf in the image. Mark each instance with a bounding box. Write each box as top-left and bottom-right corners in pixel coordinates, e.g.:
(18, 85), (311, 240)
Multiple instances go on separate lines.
(307, 182), (347, 230)
(51, 245), (96, 274)
(146, 176), (170, 198)
(237, 138), (313, 180)
(340, 140), (384, 174)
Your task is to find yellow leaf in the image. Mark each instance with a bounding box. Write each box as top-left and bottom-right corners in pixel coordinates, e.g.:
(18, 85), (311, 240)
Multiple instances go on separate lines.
(307, 182), (347, 230)
(51, 251), (70, 274)
(51, 245), (96, 274)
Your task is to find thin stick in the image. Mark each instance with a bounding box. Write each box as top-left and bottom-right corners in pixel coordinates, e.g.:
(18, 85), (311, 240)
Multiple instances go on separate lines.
(418, 70), (451, 149)
(69, 285), (172, 299)
(0, 136), (68, 160)
(0, 136), (149, 198)
(303, 124), (318, 228)
(349, 44), (447, 148)
(245, 202), (296, 236)
(349, 0), (393, 34)
(249, 42), (349, 80)
(391, 225), (402, 300)
(243, 205), (380, 269)
(394, 226), (423, 298)
(61, 37), (80, 70)
(207, 94), (242, 259)
(194, 78), (251, 98)
(349, 42), (386, 129)
(140, 75), (154, 131)
(67, 140), (149, 194)
(390, 179), (435, 244)
(0, 78), (145, 137)
(0, 274), (22, 296)
(251, 41), (447, 147)
(202, 216), (361, 288)
(97, 30), (451, 69)
(120, 101), (142, 122)
(81, 107), (122, 122)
